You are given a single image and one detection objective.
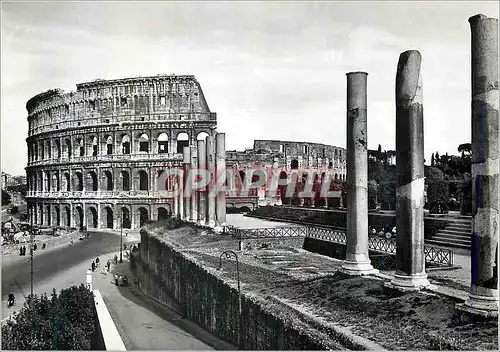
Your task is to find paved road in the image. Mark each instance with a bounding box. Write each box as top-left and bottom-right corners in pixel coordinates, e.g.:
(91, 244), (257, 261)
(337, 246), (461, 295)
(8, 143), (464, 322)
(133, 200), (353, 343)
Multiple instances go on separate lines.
(2, 231), (122, 318)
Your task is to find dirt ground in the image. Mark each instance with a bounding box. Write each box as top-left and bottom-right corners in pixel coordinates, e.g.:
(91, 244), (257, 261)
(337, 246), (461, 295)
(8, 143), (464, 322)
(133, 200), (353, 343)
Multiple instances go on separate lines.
(146, 224), (498, 350)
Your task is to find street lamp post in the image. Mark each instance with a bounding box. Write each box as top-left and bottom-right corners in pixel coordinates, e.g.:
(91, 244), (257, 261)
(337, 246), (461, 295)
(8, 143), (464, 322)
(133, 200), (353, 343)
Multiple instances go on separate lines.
(218, 250), (242, 348)
(117, 214), (123, 263)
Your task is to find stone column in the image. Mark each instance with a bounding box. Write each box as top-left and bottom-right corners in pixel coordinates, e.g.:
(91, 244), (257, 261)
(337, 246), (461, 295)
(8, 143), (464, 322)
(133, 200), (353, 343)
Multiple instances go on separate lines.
(457, 14), (499, 316)
(173, 182), (178, 217)
(341, 72), (376, 275)
(183, 147), (191, 221)
(215, 133), (227, 232)
(190, 147), (198, 222)
(197, 140), (207, 225)
(388, 51), (430, 291)
(206, 136), (216, 227)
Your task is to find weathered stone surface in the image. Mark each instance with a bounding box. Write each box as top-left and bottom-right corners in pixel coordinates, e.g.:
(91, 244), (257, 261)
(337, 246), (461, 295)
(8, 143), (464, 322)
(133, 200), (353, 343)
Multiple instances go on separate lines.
(206, 136), (216, 227)
(183, 146), (191, 222)
(341, 72), (375, 275)
(197, 140), (207, 225)
(216, 133), (227, 228)
(190, 147), (198, 222)
(391, 50), (429, 290)
(462, 14), (499, 314)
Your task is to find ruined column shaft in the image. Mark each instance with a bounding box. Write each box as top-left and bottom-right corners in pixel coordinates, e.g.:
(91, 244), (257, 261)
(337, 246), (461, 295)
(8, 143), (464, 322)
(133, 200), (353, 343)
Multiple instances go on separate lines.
(183, 147), (191, 221)
(177, 171), (184, 219)
(215, 133), (227, 229)
(206, 136), (216, 227)
(190, 147), (198, 222)
(173, 182), (178, 217)
(197, 140), (207, 225)
(465, 14), (499, 312)
(341, 72), (375, 275)
(391, 50), (429, 290)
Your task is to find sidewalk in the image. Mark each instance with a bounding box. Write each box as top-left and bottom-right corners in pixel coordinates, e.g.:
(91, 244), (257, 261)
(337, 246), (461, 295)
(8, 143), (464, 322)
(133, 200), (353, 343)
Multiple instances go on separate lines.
(91, 251), (234, 350)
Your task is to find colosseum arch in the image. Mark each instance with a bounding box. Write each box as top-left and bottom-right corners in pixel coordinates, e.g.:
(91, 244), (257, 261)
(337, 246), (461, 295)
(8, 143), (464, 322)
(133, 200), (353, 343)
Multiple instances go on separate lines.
(90, 136), (98, 156)
(104, 170), (113, 191)
(86, 170), (98, 191)
(101, 206), (114, 229)
(55, 140), (61, 159)
(138, 207), (149, 227)
(34, 143), (39, 161)
(197, 131), (210, 141)
(176, 132), (189, 153)
(52, 172), (60, 191)
(120, 207), (131, 229)
(121, 135), (131, 155)
(44, 171), (51, 191)
(157, 133), (169, 154)
(334, 173), (338, 180)
(74, 171), (83, 191)
(46, 140), (51, 158)
(54, 205), (60, 226)
(157, 207), (170, 221)
(87, 206), (98, 229)
(138, 133), (149, 153)
(120, 170), (130, 191)
(74, 206), (84, 229)
(291, 159), (299, 169)
(75, 138), (84, 157)
(64, 138), (72, 158)
(46, 204), (51, 226)
(63, 206), (70, 227)
(105, 135), (113, 155)
(138, 170), (148, 191)
(63, 172), (70, 191)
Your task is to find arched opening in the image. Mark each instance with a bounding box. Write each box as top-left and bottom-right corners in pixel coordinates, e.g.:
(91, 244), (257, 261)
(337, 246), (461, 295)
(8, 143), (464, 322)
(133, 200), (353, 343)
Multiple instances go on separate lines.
(92, 136), (98, 156)
(53, 173), (60, 191)
(64, 206), (70, 227)
(334, 173), (338, 181)
(55, 206), (60, 226)
(75, 172), (83, 191)
(105, 207), (113, 229)
(121, 207), (131, 229)
(138, 207), (148, 227)
(87, 171), (98, 191)
(106, 136), (113, 155)
(75, 206), (84, 230)
(88, 207), (98, 228)
(121, 135), (131, 155)
(278, 170), (288, 201)
(34, 144), (39, 161)
(139, 133), (149, 153)
(47, 140), (52, 158)
(197, 132), (210, 141)
(104, 171), (113, 191)
(291, 159), (299, 169)
(239, 170), (246, 194)
(64, 173), (70, 191)
(77, 138), (84, 157)
(121, 171), (130, 191)
(176, 132), (189, 153)
(158, 133), (169, 154)
(45, 171), (51, 191)
(46, 205), (51, 226)
(250, 169), (266, 196)
(55, 140), (61, 159)
(157, 207), (169, 221)
(139, 170), (148, 191)
(65, 139), (71, 158)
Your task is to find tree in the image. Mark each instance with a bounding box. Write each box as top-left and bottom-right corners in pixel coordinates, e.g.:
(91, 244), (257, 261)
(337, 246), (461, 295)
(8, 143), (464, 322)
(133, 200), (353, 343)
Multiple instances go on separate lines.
(431, 153), (435, 167)
(458, 143), (472, 155)
(435, 152), (440, 166)
(377, 144), (382, 160)
(368, 180), (380, 209)
(2, 189), (11, 205)
(425, 166), (449, 213)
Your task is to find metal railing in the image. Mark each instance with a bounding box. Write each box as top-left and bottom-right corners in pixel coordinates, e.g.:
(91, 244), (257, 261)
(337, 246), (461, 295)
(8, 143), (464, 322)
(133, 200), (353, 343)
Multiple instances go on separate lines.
(227, 225), (453, 267)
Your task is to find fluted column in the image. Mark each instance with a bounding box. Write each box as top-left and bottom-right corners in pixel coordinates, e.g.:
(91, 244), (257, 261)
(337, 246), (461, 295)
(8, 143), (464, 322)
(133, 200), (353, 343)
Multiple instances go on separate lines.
(197, 140), (207, 225)
(341, 72), (376, 275)
(206, 135), (216, 227)
(388, 50), (430, 291)
(190, 147), (198, 222)
(215, 133), (227, 232)
(183, 147), (191, 221)
(457, 14), (499, 316)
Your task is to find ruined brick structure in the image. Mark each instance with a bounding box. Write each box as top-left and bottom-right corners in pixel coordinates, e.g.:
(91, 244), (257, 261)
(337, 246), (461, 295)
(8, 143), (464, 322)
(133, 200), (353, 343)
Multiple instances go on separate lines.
(25, 75), (217, 230)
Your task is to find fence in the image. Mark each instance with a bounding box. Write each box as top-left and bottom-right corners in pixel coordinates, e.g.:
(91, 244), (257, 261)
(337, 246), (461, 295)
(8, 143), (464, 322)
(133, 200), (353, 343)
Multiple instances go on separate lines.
(227, 225), (453, 267)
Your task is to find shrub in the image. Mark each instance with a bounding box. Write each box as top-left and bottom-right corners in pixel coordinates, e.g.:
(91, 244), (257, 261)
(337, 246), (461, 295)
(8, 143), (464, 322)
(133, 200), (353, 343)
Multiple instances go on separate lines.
(427, 179), (450, 214)
(368, 180), (380, 209)
(459, 177), (472, 215)
(1, 284), (98, 350)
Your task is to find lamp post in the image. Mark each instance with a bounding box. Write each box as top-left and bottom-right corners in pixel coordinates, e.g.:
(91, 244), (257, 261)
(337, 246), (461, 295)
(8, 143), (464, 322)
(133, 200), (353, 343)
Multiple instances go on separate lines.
(119, 214), (123, 263)
(218, 250), (242, 348)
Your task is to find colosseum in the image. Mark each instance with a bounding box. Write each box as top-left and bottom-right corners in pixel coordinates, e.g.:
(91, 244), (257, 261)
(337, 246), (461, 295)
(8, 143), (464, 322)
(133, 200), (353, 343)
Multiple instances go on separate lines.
(25, 75), (219, 231)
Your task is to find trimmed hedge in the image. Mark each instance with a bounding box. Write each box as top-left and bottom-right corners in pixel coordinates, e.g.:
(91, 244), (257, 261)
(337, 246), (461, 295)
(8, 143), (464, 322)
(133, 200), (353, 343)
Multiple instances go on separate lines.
(1, 285), (99, 350)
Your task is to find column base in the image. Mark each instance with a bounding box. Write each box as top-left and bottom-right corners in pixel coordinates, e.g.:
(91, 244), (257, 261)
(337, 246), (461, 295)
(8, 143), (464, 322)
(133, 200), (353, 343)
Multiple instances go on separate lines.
(339, 260), (378, 276)
(206, 220), (216, 228)
(197, 219), (206, 226)
(456, 290), (499, 317)
(385, 273), (431, 292)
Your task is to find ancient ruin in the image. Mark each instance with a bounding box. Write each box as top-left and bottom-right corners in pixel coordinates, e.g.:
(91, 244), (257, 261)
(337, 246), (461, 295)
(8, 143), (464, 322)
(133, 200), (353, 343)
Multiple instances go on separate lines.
(341, 72), (376, 275)
(456, 14), (499, 316)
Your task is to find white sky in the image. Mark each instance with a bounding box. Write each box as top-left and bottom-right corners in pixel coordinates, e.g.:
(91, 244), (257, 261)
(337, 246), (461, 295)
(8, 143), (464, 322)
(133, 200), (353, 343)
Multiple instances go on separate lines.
(1, 1), (498, 176)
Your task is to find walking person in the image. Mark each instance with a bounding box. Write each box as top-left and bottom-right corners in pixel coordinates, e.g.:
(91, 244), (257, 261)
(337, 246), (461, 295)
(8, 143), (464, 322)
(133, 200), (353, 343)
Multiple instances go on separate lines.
(91, 261), (96, 272)
(96, 257), (100, 267)
(114, 273), (119, 286)
(106, 260), (111, 272)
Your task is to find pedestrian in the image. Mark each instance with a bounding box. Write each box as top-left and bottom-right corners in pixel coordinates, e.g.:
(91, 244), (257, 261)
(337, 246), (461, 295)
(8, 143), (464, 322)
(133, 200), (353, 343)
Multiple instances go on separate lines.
(125, 231), (128, 237)
(19, 247), (23, 256)
(34, 243), (37, 251)
(42, 243), (46, 250)
(114, 255), (118, 264)
(114, 273), (119, 286)
(96, 257), (100, 266)
(21, 246), (25, 256)
(106, 260), (111, 272)
(91, 261), (96, 272)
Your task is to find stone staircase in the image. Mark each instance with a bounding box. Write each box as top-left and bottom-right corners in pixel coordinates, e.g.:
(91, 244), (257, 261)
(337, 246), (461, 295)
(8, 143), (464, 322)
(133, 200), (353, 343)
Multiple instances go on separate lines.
(426, 214), (472, 250)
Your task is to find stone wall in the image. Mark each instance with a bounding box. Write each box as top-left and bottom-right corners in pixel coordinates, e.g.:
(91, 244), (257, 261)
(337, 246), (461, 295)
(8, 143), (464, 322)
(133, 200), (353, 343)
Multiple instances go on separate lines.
(132, 230), (346, 350)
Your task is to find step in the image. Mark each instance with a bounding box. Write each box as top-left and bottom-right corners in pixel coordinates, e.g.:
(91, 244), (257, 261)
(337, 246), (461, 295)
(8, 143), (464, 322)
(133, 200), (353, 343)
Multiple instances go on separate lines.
(446, 225), (471, 231)
(431, 236), (470, 244)
(439, 229), (471, 236)
(425, 239), (470, 250)
(445, 218), (472, 225)
(433, 234), (470, 243)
